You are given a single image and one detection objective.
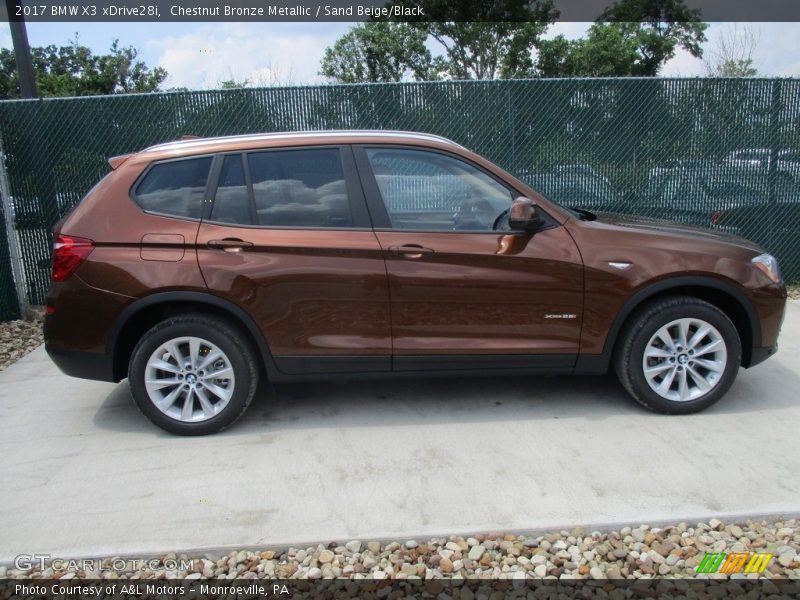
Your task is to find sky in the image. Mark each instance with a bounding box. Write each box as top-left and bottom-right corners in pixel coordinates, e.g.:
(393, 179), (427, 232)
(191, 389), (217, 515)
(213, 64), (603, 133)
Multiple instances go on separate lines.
(2, 21), (799, 89)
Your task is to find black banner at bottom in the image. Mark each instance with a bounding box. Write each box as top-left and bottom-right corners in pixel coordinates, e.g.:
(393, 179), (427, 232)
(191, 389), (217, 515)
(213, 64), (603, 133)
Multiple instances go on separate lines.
(2, 578), (800, 600)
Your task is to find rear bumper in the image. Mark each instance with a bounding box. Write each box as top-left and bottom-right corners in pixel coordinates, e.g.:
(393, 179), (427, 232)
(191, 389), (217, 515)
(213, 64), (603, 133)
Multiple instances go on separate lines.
(44, 273), (133, 383)
(747, 345), (778, 368)
(45, 344), (116, 382)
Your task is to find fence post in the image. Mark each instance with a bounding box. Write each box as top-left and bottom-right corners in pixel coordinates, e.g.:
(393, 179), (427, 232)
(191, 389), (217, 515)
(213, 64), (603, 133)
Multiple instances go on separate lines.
(766, 79), (782, 249)
(507, 83), (516, 168)
(0, 142), (28, 319)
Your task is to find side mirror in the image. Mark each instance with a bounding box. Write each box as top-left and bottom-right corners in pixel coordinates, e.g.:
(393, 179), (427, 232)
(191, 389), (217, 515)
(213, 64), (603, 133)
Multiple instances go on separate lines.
(508, 197), (542, 231)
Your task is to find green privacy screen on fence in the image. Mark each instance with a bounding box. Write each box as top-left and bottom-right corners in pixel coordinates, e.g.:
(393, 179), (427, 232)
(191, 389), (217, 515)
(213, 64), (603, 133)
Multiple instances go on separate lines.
(0, 199), (17, 320)
(0, 77), (798, 320)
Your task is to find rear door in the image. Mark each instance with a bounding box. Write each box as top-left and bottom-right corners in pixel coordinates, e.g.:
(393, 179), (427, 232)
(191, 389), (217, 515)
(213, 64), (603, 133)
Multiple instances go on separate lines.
(354, 145), (584, 371)
(196, 146), (391, 375)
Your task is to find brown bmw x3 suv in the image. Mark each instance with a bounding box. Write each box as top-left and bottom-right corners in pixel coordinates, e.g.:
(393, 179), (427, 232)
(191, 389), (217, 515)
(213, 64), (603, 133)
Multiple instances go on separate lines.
(44, 131), (786, 435)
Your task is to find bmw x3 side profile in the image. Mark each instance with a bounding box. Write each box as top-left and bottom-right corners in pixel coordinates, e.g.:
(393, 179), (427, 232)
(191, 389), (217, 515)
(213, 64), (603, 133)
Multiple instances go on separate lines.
(44, 131), (787, 435)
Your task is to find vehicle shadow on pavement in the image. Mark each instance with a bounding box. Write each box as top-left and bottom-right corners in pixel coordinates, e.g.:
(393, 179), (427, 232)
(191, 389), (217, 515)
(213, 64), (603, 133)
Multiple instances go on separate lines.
(92, 360), (800, 436)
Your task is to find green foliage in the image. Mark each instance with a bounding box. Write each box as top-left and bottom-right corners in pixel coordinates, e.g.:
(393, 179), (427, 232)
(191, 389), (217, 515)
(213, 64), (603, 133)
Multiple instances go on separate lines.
(0, 37), (167, 98)
(704, 25), (760, 78)
(322, 0), (708, 81)
(321, 0), (556, 82)
(537, 0), (708, 77)
(220, 79), (250, 89)
(320, 22), (440, 83)
(407, 0), (557, 79)
(420, 21), (553, 79)
(598, 0), (708, 61)
(712, 59), (758, 78)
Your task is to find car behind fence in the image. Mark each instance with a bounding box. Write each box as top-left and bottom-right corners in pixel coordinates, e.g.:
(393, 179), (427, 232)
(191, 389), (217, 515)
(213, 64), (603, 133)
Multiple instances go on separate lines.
(0, 77), (798, 321)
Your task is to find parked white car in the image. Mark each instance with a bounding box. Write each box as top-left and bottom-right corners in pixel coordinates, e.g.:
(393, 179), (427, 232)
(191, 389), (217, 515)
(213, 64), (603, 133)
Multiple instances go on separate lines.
(725, 148), (800, 180)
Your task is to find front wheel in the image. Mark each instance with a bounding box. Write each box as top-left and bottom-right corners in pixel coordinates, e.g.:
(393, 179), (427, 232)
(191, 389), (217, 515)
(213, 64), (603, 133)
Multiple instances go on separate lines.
(129, 314), (258, 435)
(615, 296), (741, 414)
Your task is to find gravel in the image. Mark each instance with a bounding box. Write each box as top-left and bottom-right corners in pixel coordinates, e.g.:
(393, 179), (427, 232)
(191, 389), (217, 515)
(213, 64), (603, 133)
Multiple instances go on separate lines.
(0, 317), (43, 371)
(3, 518), (798, 580)
(788, 284), (800, 301)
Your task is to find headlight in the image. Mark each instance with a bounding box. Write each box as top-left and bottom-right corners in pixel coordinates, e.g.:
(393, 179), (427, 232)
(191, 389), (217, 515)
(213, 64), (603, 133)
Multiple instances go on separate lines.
(752, 253), (782, 283)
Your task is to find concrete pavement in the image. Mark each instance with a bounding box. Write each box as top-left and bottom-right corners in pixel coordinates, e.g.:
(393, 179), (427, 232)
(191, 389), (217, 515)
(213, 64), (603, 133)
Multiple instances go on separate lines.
(1, 301), (799, 563)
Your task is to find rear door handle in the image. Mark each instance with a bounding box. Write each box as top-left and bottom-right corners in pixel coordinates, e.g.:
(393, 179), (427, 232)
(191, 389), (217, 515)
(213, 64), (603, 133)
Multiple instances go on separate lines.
(388, 244), (435, 258)
(207, 238), (253, 252)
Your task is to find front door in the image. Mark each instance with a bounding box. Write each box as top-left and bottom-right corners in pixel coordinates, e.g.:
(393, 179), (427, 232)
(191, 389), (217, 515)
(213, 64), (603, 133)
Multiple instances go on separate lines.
(354, 146), (584, 371)
(196, 146), (391, 374)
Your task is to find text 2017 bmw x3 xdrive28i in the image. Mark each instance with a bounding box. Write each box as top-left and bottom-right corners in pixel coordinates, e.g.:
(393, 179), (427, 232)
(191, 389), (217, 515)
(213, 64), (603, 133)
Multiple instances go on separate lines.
(44, 131), (787, 435)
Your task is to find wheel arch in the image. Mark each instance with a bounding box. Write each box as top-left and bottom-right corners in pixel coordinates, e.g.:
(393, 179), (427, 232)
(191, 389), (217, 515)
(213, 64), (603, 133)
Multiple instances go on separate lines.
(577, 276), (760, 373)
(108, 292), (278, 382)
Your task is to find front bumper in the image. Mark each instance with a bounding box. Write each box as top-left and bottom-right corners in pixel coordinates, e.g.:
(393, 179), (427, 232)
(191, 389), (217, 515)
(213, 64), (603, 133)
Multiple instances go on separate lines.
(745, 281), (787, 366)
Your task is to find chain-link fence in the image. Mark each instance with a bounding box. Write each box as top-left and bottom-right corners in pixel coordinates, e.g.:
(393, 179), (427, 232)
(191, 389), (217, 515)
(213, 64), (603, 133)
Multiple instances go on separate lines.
(0, 196), (18, 320)
(0, 77), (799, 321)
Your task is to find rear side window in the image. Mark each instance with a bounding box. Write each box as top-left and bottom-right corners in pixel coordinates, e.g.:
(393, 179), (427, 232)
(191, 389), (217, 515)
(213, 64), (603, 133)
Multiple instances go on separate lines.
(247, 149), (353, 228)
(134, 157), (212, 219)
(211, 155), (251, 224)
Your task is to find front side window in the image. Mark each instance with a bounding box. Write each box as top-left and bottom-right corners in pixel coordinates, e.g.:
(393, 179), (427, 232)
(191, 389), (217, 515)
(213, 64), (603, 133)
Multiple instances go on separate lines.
(247, 148), (353, 228)
(134, 156), (212, 219)
(365, 148), (513, 231)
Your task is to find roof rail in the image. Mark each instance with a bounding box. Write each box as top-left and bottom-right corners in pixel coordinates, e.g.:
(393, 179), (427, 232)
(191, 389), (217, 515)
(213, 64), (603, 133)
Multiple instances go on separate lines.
(142, 130), (464, 153)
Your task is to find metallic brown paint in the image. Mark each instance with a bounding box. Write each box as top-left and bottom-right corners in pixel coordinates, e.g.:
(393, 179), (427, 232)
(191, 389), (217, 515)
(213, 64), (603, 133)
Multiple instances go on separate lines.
(563, 214), (786, 355)
(196, 223), (392, 357)
(373, 229), (582, 355)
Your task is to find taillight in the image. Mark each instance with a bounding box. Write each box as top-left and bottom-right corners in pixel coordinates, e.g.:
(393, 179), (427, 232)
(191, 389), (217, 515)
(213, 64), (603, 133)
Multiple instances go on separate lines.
(52, 234), (94, 282)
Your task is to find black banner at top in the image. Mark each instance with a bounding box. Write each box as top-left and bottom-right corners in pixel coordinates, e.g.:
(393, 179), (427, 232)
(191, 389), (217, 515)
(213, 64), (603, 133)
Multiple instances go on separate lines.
(1, 0), (800, 22)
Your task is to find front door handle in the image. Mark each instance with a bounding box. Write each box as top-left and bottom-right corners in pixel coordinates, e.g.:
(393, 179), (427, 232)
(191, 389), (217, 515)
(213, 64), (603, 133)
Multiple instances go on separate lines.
(388, 244), (435, 259)
(207, 238), (253, 252)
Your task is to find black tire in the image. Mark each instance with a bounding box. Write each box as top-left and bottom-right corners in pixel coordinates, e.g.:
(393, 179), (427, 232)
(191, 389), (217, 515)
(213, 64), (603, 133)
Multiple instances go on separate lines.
(614, 296), (741, 414)
(128, 314), (258, 435)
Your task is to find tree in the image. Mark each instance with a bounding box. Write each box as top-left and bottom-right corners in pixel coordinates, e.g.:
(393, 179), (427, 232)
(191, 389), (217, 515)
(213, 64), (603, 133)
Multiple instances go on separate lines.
(410, 0), (557, 79)
(320, 22), (440, 83)
(0, 37), (167, 98)
(323, 0), (707, 82)
(537, 24), (646, 77)
(704, 24), (759, 77)
(220, 78), (250, 89)
(320, 0), (557, 82)
(537, 0), (708, 78)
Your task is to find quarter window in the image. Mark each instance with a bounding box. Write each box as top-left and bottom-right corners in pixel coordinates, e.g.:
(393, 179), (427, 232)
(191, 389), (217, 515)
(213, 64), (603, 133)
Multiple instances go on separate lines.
(365, 148), (513, 231)
(247, 149), (353, 228)
(134, 157), (212, 219)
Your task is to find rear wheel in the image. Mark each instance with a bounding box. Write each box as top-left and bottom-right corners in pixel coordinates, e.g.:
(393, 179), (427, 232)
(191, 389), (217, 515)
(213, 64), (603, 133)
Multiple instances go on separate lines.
(615, 296), (741, 414)
(129, 314), (258, 435)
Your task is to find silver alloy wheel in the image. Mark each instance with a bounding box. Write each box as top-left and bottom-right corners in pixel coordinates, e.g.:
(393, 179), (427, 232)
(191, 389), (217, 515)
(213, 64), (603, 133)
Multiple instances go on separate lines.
(144, 336), (235, 422)
(642, 318), (727, 402)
